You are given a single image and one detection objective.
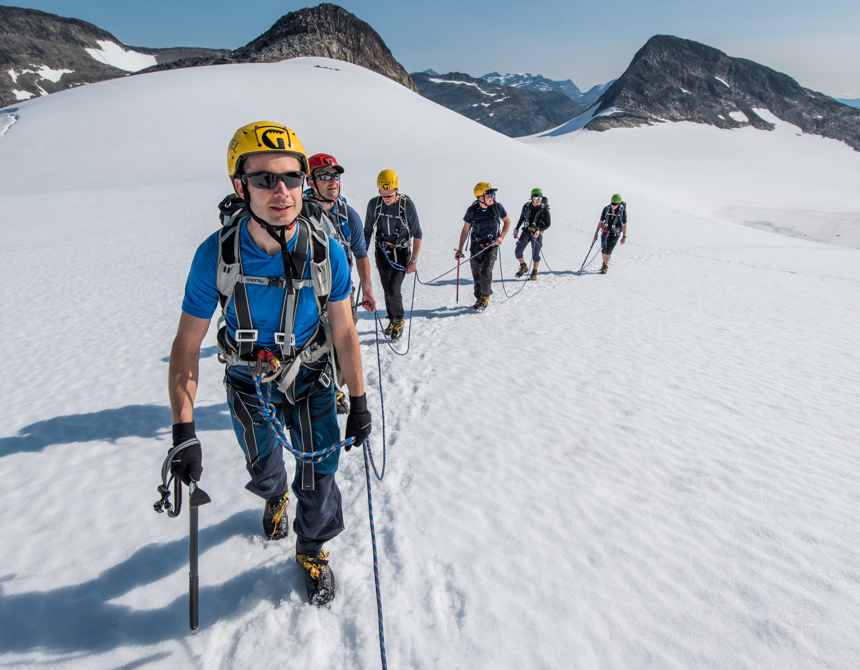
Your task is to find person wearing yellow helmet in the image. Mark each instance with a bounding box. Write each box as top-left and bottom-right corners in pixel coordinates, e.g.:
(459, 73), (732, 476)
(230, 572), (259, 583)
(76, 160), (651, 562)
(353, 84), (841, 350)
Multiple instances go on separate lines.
(168, 122), (372, 606)
(363, 169), (423, 342)
(455, 182), (511, 311)
(593, 194), (627, 273)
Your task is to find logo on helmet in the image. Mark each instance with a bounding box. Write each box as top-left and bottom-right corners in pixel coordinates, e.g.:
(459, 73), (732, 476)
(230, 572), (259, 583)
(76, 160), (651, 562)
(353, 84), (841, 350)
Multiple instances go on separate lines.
(260, 128), (287, 150)
(380, 181), (395, 190)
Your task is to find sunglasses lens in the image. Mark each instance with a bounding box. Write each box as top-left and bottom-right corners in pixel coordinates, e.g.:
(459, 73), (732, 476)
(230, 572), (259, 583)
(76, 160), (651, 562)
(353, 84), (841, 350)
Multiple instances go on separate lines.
(246, 172), (304, 189)
(281, 172), (305, 188)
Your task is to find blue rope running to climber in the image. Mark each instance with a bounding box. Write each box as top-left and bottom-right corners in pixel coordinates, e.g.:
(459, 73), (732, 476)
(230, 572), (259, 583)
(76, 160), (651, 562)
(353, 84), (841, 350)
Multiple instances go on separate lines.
(252, 369), (388, 669)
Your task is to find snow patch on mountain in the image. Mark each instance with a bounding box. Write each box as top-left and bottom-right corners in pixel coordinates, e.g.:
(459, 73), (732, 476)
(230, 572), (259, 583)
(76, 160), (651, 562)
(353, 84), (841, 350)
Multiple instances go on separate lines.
(537, 104), (617, 137)
(12, 89), (33, 100)
(427, 78), (497, 95)
(715, 76), (730, 88)
(84, 40), (157, 72)
(0, 110), (18, 135)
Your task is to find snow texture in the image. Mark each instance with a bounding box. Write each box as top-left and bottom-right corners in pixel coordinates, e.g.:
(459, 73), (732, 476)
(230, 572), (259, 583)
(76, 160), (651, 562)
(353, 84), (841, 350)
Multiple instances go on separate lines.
(715, 76), (730, 88)
(84, 40), (157, 72)
(728, 110), (748, 122)
(0, 57), (859, 670)
(11, 89), (33, 100)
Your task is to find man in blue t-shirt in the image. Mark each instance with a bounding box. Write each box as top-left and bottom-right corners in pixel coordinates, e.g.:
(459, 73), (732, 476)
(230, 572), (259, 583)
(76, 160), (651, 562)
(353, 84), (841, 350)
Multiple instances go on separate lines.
(455, 182), (511, 311)
(168, 121), (371, 606)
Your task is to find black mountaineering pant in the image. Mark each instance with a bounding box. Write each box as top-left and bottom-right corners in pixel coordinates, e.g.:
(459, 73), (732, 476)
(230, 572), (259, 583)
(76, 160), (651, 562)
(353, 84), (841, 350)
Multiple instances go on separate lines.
(225, 363), (344, 557)
(601, 231), (621, 255)
(376, 244), (409, 320)
(471, 242), (498, 298)
(515, 230), (543, 263)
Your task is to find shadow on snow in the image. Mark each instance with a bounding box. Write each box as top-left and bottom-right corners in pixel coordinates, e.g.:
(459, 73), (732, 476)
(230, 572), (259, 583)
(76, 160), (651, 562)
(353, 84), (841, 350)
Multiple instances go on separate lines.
(0, 510), (303, 654)
(0, 403), (231, 456)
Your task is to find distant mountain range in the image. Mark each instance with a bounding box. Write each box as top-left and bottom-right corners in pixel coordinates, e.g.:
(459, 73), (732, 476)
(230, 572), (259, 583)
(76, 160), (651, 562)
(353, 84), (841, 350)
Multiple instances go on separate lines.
(4, 4), (858, 152)
(0, 3), (415, 108)
(481, 72), (614, 105)
(411, 71), (583, 137)
(837, 99), (860, 109)
(576, 35), (860, 152)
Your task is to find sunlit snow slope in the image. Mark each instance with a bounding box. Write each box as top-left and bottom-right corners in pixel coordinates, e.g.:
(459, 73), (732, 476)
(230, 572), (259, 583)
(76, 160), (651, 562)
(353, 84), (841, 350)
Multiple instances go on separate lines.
(1, 58), (858, 670)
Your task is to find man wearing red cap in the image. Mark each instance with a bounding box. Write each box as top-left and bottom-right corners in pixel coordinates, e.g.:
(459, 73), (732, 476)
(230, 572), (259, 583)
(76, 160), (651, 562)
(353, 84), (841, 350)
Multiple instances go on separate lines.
(305, 153), (376, 316)
(306, 153), (376, 413)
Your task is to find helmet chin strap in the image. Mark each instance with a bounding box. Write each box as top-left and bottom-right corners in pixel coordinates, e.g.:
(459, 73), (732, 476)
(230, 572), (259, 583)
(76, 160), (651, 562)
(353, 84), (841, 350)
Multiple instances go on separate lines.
(240, 186), (298, 281)
(241, 185), (298, 236)
(310, 175), (337, 204)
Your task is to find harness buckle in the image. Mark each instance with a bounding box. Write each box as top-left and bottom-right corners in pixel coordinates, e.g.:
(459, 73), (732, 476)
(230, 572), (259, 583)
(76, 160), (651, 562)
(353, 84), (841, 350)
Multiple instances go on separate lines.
(234, 329), (258, 343)
(318, 371), (332, 388)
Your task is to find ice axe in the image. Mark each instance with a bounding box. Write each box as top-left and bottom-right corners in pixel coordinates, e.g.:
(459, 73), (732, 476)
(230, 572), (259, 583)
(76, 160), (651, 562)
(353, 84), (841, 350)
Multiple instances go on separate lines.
(154, 441), (211, 632)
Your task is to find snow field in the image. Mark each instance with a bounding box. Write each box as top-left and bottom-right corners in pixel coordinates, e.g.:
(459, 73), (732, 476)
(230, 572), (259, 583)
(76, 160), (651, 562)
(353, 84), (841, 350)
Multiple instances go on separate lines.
(1, 58), (859, 669)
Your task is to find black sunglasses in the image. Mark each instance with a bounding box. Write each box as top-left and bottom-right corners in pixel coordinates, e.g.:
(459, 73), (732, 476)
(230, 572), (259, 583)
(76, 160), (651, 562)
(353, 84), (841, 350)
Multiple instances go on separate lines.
(241, 171), (305, 190)
(314, 173), (341, 182)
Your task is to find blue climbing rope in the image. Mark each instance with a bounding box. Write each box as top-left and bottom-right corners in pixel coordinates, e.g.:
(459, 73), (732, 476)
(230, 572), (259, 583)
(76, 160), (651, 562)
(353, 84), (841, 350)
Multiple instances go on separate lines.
(252, 374), (354, 460)
(496, 244), (528, 299)
(363, 440), (387, 669)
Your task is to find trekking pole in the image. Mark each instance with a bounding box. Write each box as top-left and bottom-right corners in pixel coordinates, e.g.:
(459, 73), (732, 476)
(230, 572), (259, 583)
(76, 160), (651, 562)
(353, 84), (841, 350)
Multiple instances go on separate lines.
(579, 238), (597, 272)
(154, 442), (211, 632)
(455, 250), (461, 303)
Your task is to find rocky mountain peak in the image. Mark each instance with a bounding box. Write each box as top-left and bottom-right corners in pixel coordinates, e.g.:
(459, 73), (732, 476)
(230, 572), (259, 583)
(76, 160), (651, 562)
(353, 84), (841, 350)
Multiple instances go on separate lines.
(232, 3), (416, 92)
(587, 34), (860, 151)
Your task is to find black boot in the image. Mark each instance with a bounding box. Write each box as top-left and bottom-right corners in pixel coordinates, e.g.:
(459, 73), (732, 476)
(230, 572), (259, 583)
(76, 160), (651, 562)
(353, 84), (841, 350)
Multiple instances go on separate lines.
(296, 550), (336, 606)
(263, 492), (289, 540)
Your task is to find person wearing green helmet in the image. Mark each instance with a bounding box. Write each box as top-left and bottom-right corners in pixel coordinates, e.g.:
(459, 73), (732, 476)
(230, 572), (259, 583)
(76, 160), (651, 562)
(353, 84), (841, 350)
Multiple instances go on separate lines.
(513, 188), (551, 280)
(593, 194), (627, 274)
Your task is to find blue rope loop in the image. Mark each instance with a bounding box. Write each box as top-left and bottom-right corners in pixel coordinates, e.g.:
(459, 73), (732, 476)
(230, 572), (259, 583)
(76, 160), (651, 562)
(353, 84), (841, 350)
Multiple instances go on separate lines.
(251, 373), (354, 461)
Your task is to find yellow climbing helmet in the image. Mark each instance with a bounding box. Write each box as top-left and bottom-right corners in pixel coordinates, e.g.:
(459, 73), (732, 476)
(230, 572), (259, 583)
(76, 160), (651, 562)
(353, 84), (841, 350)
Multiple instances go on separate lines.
(377, 169), (399, 191)
(227, 121), (309, 179)
(473, 181), (496, 198)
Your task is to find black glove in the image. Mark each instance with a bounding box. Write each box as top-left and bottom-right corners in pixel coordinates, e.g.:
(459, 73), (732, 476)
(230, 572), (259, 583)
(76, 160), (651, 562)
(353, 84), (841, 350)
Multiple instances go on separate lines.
(170, 421), (203, 485)
(344, 394), (372, 451)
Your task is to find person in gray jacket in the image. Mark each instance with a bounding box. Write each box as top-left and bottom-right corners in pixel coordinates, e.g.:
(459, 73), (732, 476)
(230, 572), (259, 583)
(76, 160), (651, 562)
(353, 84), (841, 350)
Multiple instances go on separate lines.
(364, 169), (422, 342)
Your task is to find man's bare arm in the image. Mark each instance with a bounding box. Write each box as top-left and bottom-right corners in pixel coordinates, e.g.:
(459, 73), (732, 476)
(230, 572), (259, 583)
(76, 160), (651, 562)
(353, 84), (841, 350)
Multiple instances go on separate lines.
(329, 298), (364, 396)
(168, 311), (212, 424)
(355, 256), (377, 311)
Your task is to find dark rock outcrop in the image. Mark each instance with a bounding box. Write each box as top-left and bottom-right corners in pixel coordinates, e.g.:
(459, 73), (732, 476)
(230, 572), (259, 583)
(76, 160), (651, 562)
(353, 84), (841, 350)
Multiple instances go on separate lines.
(412, 71), (583, 137)
(584, 35), (860, 151)
(0, 6), (225, 108)
(142, 4), (417, 93)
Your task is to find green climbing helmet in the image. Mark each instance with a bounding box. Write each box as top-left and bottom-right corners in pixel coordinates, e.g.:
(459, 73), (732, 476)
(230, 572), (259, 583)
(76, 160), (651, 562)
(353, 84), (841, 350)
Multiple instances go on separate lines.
(611, 194), (622, 204)
(531, 188), (543, 197)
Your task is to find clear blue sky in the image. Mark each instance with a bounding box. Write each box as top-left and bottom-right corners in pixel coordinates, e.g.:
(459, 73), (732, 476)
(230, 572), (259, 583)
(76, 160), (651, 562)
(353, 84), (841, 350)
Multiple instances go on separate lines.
(11, 0), (860, 96)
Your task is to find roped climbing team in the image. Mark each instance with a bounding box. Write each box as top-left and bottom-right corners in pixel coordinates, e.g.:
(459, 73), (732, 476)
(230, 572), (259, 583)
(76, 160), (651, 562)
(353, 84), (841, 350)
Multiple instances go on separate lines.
(167, 120), (629, 606)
